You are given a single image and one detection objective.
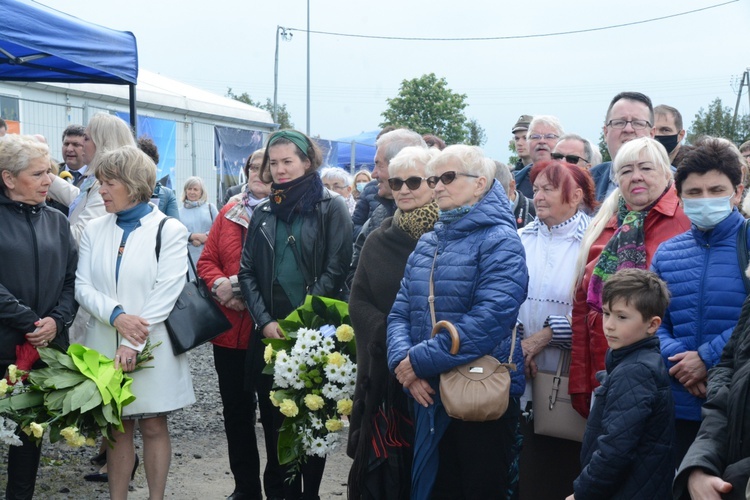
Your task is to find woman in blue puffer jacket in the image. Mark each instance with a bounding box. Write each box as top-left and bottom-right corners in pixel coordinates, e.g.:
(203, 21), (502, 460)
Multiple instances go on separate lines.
(651, 137), (749, 467)
(387, 145), (528, 500)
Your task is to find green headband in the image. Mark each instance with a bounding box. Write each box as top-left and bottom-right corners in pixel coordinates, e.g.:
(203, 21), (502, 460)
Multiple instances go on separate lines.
(268, 130), (310, 156)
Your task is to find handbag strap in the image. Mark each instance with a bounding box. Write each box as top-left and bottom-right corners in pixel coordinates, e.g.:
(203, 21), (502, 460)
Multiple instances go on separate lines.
(737, 218), (750, 294)
(548, 349), (571, 409)
(428, 244), (517, 364)
(156, 216), (196, 282)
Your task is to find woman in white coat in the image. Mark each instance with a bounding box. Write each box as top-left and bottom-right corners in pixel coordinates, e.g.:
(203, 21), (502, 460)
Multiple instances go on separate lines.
(75, 145), (195, 500)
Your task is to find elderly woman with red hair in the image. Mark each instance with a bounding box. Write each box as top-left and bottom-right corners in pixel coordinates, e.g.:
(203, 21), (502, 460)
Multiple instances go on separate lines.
(516, 160), (597, 498)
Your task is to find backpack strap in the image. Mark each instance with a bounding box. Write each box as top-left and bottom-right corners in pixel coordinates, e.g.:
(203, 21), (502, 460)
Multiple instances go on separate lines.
(737, 218), (750, 294)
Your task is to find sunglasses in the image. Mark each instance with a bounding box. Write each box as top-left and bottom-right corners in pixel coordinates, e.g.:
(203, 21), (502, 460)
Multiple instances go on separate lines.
(388, 176), (428, 191)
(551, 153), (589, 164)
(426, 171), (480, 188)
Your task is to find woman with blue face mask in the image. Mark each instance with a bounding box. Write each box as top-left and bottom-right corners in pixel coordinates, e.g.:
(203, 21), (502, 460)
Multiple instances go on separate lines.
(650, 137), (747, 467)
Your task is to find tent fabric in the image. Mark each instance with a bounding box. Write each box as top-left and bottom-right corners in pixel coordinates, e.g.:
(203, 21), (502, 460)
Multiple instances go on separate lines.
(0, 0), (138, 84)
(335, 130), (378, 170)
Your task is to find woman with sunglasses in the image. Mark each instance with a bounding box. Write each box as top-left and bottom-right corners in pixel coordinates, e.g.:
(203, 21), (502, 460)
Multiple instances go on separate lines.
(387, 145), (528, 499)
(347, 146), (439, 499)
(516, 160), (597, 499)
(238, 129), (352, 500)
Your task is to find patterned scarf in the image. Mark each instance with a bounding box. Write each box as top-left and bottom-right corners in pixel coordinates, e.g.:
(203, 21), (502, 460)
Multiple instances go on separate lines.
(269, 172), (324, 223)
(183, 200), (205, 209)
(586, 187), (669, 312)
(241, 183), (265, 211)
(393, 201), (440, 240)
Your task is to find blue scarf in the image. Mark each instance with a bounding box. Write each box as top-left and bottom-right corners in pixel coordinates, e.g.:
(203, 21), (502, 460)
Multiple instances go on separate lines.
(438, 205), (473, 224)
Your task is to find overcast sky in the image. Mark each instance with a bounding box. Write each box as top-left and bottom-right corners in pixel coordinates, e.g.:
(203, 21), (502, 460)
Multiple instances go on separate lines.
(39, 0), (750, 162)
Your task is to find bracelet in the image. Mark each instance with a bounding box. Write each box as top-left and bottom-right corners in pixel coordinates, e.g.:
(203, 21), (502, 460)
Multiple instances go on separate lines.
(211, 277), (229, 297)
(230, 275), (241, 296)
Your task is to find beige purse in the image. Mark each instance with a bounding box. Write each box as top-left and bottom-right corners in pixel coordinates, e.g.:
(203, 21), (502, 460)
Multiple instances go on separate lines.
(531, 349), (587, 442)
(428, 248), (517, 422)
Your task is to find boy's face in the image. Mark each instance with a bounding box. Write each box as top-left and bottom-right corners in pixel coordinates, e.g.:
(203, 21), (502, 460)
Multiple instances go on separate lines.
(602, 298), (661, 350)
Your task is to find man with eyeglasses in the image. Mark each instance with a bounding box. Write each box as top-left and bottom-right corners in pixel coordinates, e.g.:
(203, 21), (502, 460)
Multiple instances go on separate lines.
(511, 114), (533, 172)
(514, 115), (564, 199)
(590, 92), (656, 201)
(552, 134), (593, 170)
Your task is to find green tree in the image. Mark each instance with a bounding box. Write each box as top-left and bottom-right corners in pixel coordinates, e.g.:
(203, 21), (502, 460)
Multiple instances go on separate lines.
(687, 97), (750, 145)
(598, 130), (612, 163)
(380, 73), (478, 145)
(226, 88), (294, 130)
(507, 140), (519, 169)
(464, 118), (487, 146)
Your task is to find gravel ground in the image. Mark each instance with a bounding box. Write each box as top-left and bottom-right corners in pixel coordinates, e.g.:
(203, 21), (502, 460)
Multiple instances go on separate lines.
(0, 343), (352, 499)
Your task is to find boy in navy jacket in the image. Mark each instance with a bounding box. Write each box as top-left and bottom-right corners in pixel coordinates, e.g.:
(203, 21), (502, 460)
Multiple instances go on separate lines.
(567, 269), (675, 499)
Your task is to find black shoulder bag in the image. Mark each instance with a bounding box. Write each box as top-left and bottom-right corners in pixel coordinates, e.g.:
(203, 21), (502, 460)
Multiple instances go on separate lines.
(156, 217), (231, 355)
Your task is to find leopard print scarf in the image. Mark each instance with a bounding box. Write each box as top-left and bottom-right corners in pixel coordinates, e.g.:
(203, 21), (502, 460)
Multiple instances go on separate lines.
(393, 201), (440, 240)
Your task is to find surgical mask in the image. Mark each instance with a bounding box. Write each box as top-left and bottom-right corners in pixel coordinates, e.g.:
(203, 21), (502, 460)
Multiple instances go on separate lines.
(356, 182), (368, 192)
(681, 195), (733, 230)
(655, 134), (679, 155)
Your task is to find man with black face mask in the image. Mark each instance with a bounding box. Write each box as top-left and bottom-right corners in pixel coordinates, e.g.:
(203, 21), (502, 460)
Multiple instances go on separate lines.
(654, 104), (686, 165)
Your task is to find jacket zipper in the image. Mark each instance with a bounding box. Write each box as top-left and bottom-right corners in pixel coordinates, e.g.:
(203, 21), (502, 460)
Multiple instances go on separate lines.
(259, 219), (276, 318)
(25, 211), (41, 315)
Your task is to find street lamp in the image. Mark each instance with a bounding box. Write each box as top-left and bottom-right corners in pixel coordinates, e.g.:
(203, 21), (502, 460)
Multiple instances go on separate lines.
(273, 26), (292, 124)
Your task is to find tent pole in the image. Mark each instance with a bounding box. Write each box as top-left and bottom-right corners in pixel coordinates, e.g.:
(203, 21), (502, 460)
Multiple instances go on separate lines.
(350, 141), (355, 174)
(129, 84), (137, 137)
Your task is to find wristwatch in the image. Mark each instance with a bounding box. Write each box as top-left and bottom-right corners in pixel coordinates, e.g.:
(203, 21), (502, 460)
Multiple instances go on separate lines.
(211, 277), (229, 297)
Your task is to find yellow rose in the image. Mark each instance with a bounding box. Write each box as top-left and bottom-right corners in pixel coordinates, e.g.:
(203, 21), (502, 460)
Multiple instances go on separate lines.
(60, 426), (77, 441)
(269, 391), (281, 407)
(325, 419), (343, 432)
(335, 325), (354, 343)
(327, 352), (345, 367)
(30, 422), (44, 439)
(337, 398), (353, 416)
(7, 365), (18, 384)
(304, 394), (325, 411)
(279, 399), (299, 418)
(73, 435), (86, 447)
(85, 437), (96, 446)
(263, 344), (274, 364)
(0, 378), (8, 394)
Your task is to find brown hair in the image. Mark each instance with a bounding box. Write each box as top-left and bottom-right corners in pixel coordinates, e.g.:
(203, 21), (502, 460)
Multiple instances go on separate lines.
(602, 269), (670, 321)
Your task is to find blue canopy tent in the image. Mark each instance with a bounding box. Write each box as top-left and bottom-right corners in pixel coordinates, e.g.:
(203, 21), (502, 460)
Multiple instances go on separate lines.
(335, 130), (378, 171)
(0, 0), (139, 130)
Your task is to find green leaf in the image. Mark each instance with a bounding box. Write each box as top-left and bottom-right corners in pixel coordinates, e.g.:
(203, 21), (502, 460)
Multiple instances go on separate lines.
(0, 391), (45, 411)
(48, 423), (62, 443)
(261, 364), (275, 376)
(69, 379), (99, 412)
(326, 304), (342, 325)
(44, 388), (70, 411)
(277, 425), (300, 465)
(31, 368), (89, 389)
(311, 296), (327, 320)
(39, 346), (78, 371)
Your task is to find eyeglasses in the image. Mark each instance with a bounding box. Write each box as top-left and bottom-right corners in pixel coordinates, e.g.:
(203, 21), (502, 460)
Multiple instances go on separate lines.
(607, 119), (652, 130)
(551, 152), (590, 164)
(528, 133), (560, 141)
(387, 176), (428, 191)
(426, 171), (480, 188)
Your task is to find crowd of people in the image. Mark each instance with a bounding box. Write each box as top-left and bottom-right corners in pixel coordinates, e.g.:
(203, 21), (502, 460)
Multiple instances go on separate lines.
(2, 89), (750, 500)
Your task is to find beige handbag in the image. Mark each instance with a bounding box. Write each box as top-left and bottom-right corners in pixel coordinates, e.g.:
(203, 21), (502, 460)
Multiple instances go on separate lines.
(531, 349), (587, 442)
(428, 248), (517, 422)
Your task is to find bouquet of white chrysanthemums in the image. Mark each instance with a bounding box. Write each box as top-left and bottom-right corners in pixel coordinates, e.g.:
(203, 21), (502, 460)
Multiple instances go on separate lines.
(263, 296), (357, 469)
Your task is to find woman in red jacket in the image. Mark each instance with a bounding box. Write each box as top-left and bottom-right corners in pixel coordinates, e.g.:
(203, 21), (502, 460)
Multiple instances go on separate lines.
(569, 137), (691, 418)
(197, 149), (269, 500)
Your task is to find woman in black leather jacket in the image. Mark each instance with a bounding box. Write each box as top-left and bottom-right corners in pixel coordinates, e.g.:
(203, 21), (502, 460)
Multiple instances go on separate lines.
(0, 134), (77, 499)
(238, 129), (352, 500)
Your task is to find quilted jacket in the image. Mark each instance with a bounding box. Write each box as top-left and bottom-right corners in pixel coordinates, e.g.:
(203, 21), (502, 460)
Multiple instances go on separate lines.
(196, 201), (254, 350)
(651, 209), (748, 421)
(570, 186), (691, 417)
(574, 336), (675, 500)
(387, 181), (528, 395)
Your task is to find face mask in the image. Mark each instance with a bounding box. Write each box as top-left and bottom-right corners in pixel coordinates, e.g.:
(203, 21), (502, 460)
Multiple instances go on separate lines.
(682, 195), (733, 230)
(655, 134), (679, 155)
(356, 182), (368, 192)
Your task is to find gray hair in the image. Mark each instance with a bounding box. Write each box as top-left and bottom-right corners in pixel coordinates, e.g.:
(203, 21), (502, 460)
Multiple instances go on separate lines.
(181, 176), (208, 203)
(0, 134), (50, 180)
(528, 115), (564, 137)
(557, 133), (594, 163)
(87, 113), (136, 173)
(319, 167), (352, 186)
(426, 145), (495, 193)
(589, 140), (603, 166)
(493, 160), (513, 196)
(388, 146), (440, 178)
(95, 146), (156, 204)
(375, 129), (427, 164)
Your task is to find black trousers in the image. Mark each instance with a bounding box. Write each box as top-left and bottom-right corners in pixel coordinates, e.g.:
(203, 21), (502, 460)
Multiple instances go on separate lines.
(213, 345), (262, 499)
(1, 363), (42, 500)
(431, 397), (521, 500)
